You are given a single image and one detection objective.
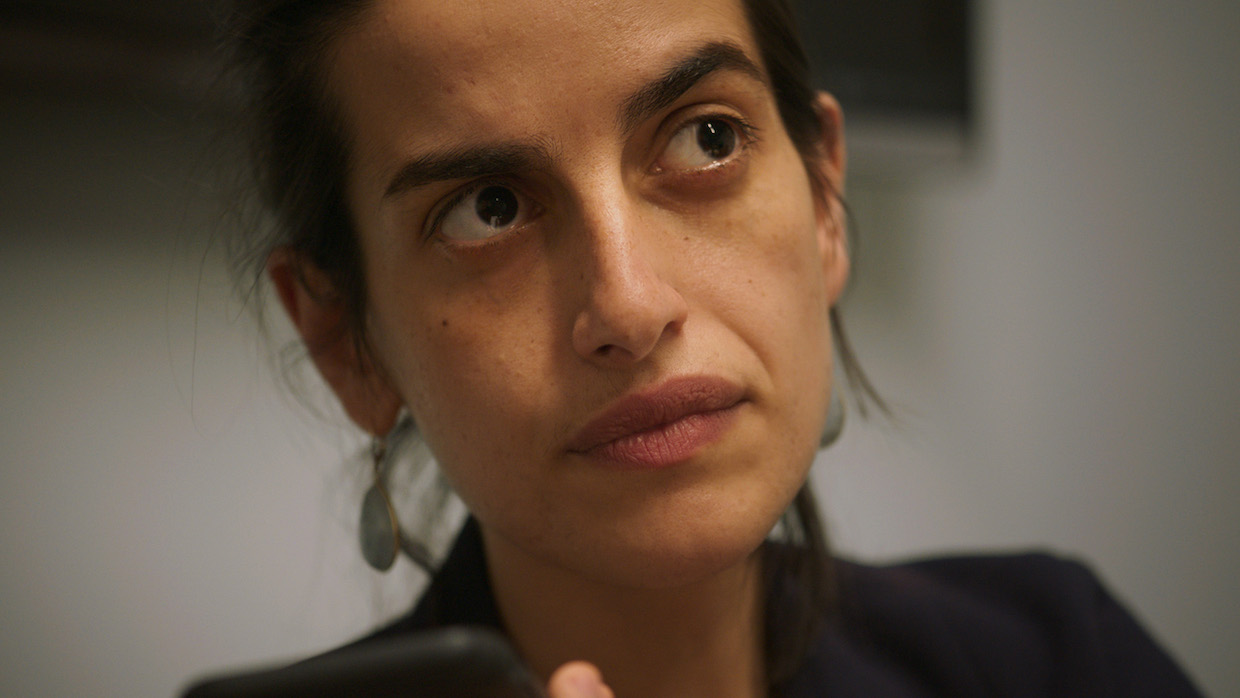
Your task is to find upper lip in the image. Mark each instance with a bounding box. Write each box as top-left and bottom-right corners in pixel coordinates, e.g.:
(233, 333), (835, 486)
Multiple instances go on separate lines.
(567, 376), (745, 453)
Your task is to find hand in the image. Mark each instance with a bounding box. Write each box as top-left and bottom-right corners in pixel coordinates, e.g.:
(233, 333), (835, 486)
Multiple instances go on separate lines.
(547, 661), (615, 698)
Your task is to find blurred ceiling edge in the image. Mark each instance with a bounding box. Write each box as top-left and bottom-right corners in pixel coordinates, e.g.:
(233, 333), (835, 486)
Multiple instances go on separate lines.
(1, 6), (229, 109)
(1, 2), (973, 172)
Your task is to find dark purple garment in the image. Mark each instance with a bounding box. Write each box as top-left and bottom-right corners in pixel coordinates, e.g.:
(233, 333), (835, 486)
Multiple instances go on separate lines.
(354, 519), (1203, 697)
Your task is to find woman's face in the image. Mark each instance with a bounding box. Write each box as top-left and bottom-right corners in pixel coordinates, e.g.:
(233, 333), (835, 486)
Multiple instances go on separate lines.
(322, 0), (847, 588)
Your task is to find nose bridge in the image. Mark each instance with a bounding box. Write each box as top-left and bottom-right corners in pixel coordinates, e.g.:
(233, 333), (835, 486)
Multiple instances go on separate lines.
(580, 186), (649, 293)
(569, 176), (688, 364)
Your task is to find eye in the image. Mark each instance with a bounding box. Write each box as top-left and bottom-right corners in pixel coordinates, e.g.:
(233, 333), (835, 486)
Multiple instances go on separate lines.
(656, 116), (749, 172)
(435, 183), (534, 242)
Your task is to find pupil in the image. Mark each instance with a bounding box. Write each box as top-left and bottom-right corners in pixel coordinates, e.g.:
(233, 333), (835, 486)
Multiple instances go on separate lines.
(475, 186), (518, 227)
(697, 120), (736, 159)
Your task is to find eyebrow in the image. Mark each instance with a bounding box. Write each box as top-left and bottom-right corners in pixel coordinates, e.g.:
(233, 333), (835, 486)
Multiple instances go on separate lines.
(618, 40), (767, 135)
(383, 142), (555, 199)
(382, 41), (766, 200)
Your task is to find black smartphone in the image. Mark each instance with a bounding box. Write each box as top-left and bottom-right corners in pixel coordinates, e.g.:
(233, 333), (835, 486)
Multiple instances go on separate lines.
(180, 626), (547, 698)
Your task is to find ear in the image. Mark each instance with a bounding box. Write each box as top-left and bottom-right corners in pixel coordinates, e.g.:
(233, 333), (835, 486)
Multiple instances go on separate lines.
(267, 247), (403, 436)
(811, 91), (850, 307)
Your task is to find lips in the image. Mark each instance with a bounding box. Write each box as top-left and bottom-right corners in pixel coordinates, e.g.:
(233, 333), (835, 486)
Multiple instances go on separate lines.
(567, 376), (745, 468)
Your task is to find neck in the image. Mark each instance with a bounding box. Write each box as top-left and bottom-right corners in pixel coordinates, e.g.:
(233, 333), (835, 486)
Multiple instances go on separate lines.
(482, 530), (768, 698)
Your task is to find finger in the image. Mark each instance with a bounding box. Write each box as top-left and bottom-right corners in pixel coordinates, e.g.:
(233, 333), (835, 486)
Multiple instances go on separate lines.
(547, 661), (614, 698)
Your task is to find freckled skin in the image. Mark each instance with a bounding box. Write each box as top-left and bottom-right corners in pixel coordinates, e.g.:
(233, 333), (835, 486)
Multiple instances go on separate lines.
(327, 0), (847, 591)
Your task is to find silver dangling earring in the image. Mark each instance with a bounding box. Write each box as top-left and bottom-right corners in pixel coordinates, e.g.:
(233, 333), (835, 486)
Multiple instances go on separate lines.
(359, 435), (402, 572)
(359, 415), (438, 573)
(819, 387), (846, 448)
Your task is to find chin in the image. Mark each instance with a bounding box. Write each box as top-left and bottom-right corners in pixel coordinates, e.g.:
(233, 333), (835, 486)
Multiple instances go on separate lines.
(570, 491), (786, 590)
(563, 457), (810, 590)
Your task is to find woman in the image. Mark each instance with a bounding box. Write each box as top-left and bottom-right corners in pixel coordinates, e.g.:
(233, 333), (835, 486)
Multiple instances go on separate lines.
(225, 0), (1201, 696)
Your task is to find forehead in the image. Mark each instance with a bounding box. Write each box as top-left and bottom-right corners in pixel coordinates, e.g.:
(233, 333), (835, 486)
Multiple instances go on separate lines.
(326, 0), (759, 176)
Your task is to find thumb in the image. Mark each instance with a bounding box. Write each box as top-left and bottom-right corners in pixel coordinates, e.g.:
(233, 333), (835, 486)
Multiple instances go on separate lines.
(546, 661), (614, 698)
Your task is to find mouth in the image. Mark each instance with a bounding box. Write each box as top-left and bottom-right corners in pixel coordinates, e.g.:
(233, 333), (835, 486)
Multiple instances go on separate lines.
(567, 376), (746, 469)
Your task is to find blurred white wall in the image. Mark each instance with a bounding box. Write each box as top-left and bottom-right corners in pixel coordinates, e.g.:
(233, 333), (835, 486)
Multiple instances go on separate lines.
(818, 1), (1240, 694)
(1, 1), (1236, 696)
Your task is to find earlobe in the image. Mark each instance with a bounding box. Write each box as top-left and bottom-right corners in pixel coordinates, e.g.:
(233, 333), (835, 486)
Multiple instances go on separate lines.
(267, 247), (403, 436)
(811, 92), (850, 306)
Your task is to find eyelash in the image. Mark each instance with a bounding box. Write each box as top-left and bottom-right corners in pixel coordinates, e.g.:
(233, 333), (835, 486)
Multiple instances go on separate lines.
(690, 112), (759, 143)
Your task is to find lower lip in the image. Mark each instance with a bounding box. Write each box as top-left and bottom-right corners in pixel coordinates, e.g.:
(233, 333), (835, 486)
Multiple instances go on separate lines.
(578, 404), (741, 469)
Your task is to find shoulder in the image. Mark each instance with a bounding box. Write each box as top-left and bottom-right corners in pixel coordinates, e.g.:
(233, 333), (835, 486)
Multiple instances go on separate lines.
(837, 551), (1109, 636)
(801, 551), (1203, 697)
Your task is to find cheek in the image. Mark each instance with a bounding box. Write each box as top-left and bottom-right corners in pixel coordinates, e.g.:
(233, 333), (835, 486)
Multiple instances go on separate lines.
(712, 160), (833, 376)
(363, 263), (566, 514)
(712, 162), (834, 452)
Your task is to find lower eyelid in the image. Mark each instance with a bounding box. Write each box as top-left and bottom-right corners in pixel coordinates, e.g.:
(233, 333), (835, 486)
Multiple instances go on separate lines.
(438, 201), (543, 251)
(654, 153), (750, 197)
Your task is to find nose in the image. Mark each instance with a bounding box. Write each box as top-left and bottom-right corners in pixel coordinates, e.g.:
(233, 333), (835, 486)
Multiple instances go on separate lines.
(569, 198), (688, 365)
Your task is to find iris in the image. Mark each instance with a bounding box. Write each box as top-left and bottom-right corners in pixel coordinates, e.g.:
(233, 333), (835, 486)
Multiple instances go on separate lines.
(476, 185), (519, 228)
(697, 119), (736, 159)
